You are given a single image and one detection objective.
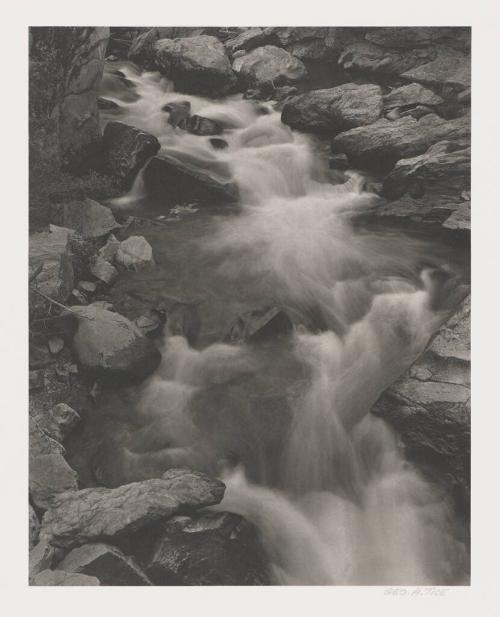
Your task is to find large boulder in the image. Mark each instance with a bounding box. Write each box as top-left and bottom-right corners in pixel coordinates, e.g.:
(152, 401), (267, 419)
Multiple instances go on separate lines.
(144, 154), (239, 205)
(332, 112), (470, 171)
(59, 199), (121, 239)
(225, 28), (268, 56)
(372, 295), (470, 515)
(232, 46), (307, 88)
(268, 26), (360, 63)
(155, 35), (236, 96)
(146, 511), (270, 585)
(71, 305), (161, 379)
(40, 469), (225, 549)
(102, 121), (160, 188)
(402, 48), (470, 94)
(57, 543), (152, 586)
(281, 83), (382, 136)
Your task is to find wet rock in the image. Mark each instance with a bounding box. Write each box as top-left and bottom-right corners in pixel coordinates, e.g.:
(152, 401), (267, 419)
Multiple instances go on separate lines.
(187, 115), (223, 136)
(372, 295), (470, 514)
(98, 97), (120, 111)
(71, 304), (161, 379)
(48, 337), (65, 355)
(40, 469), (225, 549)
(402, 48), (470, 94)
(33, 402), (81, 443)
(57, 543), (152, 586)
(30, 452), (79, 510)
(103, 121), (161, 188)
(225, 28), (268, 56)
(115, 236), (155, 270)
(147, 511), (270, 585)
(282, 83), (383, 136)
(61, 199), (121, 239)
(163, 100), (191, 128)
(144, 154), (239, 205)
(90, 255), (118, 284)
(155, 35), (236, 96)
(228, 306), (293, 343)
(209, 137), (228, 150)
(31, 569), (100, 586)
(29, 505), (40, 550)
(329, 153), (350, 171)
(383, 83), (444, 110)
(233, 45), (307, 88)
(100, 65), (140, 104)
(332, 113), (470, 171)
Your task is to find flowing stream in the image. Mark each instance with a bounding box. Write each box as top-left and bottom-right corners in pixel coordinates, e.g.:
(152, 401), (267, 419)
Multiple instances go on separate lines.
(96, 62), (470, 585)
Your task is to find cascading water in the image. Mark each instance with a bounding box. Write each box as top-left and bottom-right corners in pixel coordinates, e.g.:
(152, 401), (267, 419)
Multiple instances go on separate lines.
(98, 62), (469, 585)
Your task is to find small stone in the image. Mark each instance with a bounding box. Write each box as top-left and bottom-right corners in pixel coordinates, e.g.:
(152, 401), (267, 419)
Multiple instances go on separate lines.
(90, 256), (118, 284)
(115, 236), (155, 270)
(48, 337), (64, 355)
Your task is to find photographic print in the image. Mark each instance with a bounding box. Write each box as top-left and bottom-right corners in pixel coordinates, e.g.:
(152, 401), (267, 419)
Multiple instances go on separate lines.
(28, 25), (471, 587)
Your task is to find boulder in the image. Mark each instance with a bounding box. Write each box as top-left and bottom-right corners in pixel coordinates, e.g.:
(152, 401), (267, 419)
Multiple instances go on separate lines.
(332, 113), (470, 171)
(61, 199), (121, 239)
(40, 469), (225, 549)
(115, 236), (155, 270)
(225, 28), (268, 56)
(281, 83), (383, 136)
(147, 511), (270, 585)
(128, 28), (160, 68)
(144, 154), (239, 205)
(31, 569), (100, 586)
(233, 45), (307, 88)
(30, 452), (79, 510)
(57, 543), (152, 586)
(402, 48), (470, 94)
(90, 255), (118, 284)
(269, 27), (359, 62)
(103, 121), (161, 188)
(71, 305), (161, 379)
(209, 137), (228, 150)
(227, 306), (293, 343)
(29, 505), (40, 550)
(98, 97), (121, 111)
(383, 82), (444, 110)
(372, 295), (470, 514)
(186, 114), (223, 136)
(163, 100), (191, 128)
(155, 35), (236, 96)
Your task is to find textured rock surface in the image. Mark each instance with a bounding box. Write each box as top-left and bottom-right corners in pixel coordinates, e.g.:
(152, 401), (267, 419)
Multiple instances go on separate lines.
(144, 154), (239, 205)
(57, 543), (152, 586)
(332, 113), (470, 170)
(115, 236), (155, 270)
(30, 452), (79, 510)
(383, 82), (444, 110)
(402, 48), (470, 94)
(225, 28), (268, 56)
(103, 121), (160, 187)
(31, 402), (80, 444)
(71, 305), (161, 379)
(372, 295), (470, 514)
(282, 83), (382, 135)
(31, 569), (100, 586)
(147, 511), (270, 585)
(60, 199), (121, 239)
(156, 35), (236, 96)
(233, 45), (307, 88)
(40, 469), (225, 548)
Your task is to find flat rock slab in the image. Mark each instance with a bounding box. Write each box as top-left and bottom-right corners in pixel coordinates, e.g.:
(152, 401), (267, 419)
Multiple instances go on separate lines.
(40, 469), (225, 549)
(57, 542), (152, 586)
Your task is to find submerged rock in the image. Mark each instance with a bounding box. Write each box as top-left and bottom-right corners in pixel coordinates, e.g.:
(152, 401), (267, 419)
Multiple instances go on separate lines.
(155, 35), (236, 96)
(147, 511), (270, 585)
(163, 100), (191, 128)
(57, 543), (152, 586)
(103, 121), (160, 188)
(281, 83), (382, 135)
(144, 154), (239, 205)
(71, 305), (161, 379)
(228, 306), (293, 343)
(232, 45), (307, 88)
(187, 115), (223, 136)
(40, 469), (225, 549)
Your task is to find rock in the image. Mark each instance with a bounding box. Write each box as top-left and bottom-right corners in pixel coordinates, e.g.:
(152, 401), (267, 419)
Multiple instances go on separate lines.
(365, 27), (470, 51)
(233, 45), (307, 88)
(40, 469), (225, 549)
(383, 82), (444, 110)
(103, 121), (161, 188)
(29, 225), (74, 307)
(442, 201), (470, 231)
(372, 295), (470, 514)
(31, 569), (100, 586)
(382, 140), (470, 201)
(147, 511), (269, 585)
(209, 137), (228, 150)
(90, 255), (118, 284)
(48, 337), (65, 355)
(275, 27), (359, 63)
(29, 505), (40, 550)
(57, 28), (110, 172)
(57, 543), (152, 586)
(30, 453), (79, 510)
(33, 402), (80, 443)
(128, 28), (160, 68)
(332, 113), (470, 171)
(134, 313), (163, 336)
(155, 35), (236, 96)
(163, 100), (191, 128)
(71, 305), (161, 379)
(329, 153), (350, 171)
(78, 281), (97, 294)
(98, 233), (120, 262)
(71, 288), (88, 305)
(61, 199), (121, 239)
(187, 115), (223, 136)
(30, 539), (56, 576)
(402, 48), (470, 94)
(228, 306), (293, 343)
(144, 154), (239, 205)
(115, 236), (155, 270)
(281, 83), (382, 136)
(98, 97), (121, 111)
(225, 28), (268, 56)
